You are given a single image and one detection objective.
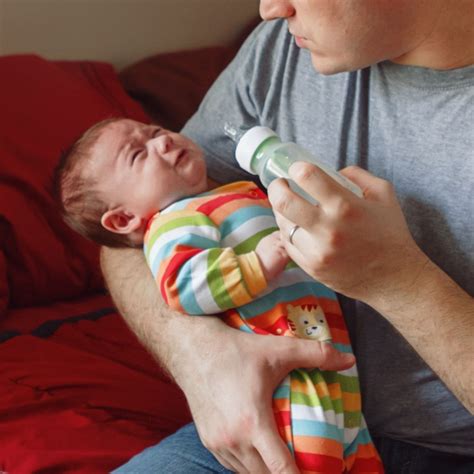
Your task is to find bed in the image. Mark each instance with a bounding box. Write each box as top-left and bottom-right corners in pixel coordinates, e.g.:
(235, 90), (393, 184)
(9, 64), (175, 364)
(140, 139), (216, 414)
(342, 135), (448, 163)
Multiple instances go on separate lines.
(0, 22), (257, 472)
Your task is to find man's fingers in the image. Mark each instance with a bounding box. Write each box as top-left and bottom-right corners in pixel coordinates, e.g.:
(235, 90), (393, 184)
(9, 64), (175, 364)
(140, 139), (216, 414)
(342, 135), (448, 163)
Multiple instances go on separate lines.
(233, 448), (271, 474)
(280, 233), (317, 274)
(213, 451), (243, 473)
(275, 336), (356, 372)
(340, 165), (393, 201)
(316, 342), (356, 371)
(268, 177), (324, 230)
(255, 409), (300, 474)
(288, 161), (353, 207)
(273, 210), (323, 253)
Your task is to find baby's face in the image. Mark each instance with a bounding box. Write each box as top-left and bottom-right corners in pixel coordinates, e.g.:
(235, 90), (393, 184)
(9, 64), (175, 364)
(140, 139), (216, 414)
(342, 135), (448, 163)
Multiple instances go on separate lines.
(89, 119), (208, 220)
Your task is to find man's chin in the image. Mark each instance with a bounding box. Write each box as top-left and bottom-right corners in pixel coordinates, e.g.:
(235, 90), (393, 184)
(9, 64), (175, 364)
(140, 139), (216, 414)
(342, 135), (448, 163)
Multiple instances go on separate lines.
(310, 53), (357, 75)
(311, 53), (344, 76)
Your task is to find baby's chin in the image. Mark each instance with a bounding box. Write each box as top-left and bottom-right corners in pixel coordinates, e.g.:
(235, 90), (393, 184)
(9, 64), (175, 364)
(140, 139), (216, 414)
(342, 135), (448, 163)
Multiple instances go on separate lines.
(194, 174), (210, 194)
(176, 175), (208, 202)
(206, 177), (220, 190)
(192, 160), (209, 193)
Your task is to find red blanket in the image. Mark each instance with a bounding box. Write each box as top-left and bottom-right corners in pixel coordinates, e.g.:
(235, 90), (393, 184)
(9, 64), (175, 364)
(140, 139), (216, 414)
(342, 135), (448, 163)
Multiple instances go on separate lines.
(0, 55), (194, 473)
(0, 294), (191, 473)
(0, 21), (258, 469)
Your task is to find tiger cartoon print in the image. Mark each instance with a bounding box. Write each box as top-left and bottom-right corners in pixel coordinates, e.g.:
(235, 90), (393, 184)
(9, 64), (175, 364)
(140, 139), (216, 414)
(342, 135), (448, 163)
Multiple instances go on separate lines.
(286, 303), (332, 342)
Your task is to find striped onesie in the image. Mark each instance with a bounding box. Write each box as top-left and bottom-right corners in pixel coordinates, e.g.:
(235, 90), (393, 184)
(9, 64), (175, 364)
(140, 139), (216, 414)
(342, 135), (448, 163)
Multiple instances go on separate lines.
(144, 181), (383, 473)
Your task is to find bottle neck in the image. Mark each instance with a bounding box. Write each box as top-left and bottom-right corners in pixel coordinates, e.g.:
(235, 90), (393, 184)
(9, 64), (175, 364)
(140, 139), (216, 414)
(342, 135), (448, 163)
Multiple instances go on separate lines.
(251, 136), (281, 174)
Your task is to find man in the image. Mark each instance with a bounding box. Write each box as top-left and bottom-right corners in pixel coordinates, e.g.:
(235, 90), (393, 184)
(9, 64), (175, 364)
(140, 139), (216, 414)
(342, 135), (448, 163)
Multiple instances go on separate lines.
(106, 1), (474, 472)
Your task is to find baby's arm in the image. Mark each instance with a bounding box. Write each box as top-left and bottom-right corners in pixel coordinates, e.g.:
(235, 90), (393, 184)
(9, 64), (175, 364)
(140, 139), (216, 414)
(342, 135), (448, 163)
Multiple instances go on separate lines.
(145, 210), (274, 314)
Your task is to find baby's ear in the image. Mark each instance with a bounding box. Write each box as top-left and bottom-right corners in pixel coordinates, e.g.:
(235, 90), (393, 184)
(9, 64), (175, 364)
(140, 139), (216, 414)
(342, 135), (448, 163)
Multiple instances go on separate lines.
(101, 208), (142, 235)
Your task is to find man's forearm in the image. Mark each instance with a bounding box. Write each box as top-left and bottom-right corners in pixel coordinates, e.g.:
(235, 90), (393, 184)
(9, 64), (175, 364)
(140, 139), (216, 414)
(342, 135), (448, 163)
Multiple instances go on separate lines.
(100, 246), (225, 382)
(99, 246), (357, 474)
(371, 255), (474, 413)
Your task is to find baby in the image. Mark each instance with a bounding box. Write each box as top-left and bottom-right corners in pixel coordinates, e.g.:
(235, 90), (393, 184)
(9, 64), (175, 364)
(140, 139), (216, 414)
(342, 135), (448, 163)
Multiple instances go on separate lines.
(55, 117), (383, 473)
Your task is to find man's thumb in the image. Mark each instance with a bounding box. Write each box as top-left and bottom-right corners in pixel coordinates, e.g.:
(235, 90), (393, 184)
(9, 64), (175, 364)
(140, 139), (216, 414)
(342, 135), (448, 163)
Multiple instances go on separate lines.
(282, 338), (356, 372)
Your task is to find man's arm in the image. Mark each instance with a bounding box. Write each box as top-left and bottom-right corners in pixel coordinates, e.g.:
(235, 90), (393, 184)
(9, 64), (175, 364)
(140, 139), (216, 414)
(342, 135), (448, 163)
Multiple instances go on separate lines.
(269, 163), (474, 413)
(372, 252), (474, 414)
(100, 246), (355, 473)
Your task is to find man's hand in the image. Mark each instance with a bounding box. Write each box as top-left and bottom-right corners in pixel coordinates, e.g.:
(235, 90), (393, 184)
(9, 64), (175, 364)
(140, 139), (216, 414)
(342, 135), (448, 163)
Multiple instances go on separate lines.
(267, 162), (474, 413)
(268, 162), (427, 309)
(255, 231), (290, 281)
(173, 318), (355, 474)
(101, 247), (356, 473)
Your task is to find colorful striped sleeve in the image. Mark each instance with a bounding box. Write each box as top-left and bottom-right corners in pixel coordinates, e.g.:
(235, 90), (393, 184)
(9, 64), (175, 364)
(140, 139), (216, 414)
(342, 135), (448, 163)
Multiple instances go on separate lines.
(144, 209), (267, 315)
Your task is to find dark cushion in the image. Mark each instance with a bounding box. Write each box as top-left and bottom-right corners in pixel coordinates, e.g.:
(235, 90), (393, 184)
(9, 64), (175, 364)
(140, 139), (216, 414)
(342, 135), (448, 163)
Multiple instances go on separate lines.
(0, 55), (150, 309)
(119, 18), (261, 131)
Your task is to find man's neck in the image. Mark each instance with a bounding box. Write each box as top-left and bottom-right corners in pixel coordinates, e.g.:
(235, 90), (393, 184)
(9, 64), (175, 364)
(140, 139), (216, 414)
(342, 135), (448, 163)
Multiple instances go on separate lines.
(393, 1), (474, 70)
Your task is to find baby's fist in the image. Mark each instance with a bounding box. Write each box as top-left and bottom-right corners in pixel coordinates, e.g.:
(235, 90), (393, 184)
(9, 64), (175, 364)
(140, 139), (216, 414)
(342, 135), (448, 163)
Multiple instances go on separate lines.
(255, 231), (290, 281)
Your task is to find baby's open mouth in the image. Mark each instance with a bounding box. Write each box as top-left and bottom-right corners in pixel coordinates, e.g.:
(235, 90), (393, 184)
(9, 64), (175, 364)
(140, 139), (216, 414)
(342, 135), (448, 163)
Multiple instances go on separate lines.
(175, 149), (187, 166)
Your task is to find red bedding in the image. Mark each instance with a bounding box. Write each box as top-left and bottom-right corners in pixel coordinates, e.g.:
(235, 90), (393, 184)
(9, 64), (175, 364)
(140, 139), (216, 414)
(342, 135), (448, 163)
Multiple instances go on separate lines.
(0, 294), (190, 473)
(0, 54), (198, 473)
(0, 19), (257, 470)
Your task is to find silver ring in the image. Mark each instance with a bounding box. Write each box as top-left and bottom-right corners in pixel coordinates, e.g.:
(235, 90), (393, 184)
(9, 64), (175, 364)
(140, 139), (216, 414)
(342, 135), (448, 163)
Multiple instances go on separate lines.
(288, 225), (299, 245)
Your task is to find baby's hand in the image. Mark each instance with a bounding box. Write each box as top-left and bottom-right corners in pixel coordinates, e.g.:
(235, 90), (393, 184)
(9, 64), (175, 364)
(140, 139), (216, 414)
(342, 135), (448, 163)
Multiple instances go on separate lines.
(255, 231), (290, 281)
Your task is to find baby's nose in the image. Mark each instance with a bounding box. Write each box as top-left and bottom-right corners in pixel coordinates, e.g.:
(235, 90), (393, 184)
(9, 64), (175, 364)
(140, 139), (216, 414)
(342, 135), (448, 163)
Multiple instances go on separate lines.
(155, 134), (173, 155)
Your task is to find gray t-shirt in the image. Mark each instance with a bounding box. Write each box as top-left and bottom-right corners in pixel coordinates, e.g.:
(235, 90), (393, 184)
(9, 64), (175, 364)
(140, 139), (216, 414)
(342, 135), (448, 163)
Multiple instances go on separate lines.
(182, 19), (474, 455)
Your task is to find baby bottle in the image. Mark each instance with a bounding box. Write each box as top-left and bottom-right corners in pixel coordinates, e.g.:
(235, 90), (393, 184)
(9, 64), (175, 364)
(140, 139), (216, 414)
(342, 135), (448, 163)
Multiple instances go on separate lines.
(224, 124), (363, 204)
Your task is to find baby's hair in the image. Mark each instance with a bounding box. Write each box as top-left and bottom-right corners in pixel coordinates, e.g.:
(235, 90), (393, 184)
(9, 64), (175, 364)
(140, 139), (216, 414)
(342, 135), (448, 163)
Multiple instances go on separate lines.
(53, 117), (136, 248)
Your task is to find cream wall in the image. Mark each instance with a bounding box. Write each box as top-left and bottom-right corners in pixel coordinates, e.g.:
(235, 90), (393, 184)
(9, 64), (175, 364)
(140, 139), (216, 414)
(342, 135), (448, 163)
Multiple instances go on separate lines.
(0, 0), (259, 69)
